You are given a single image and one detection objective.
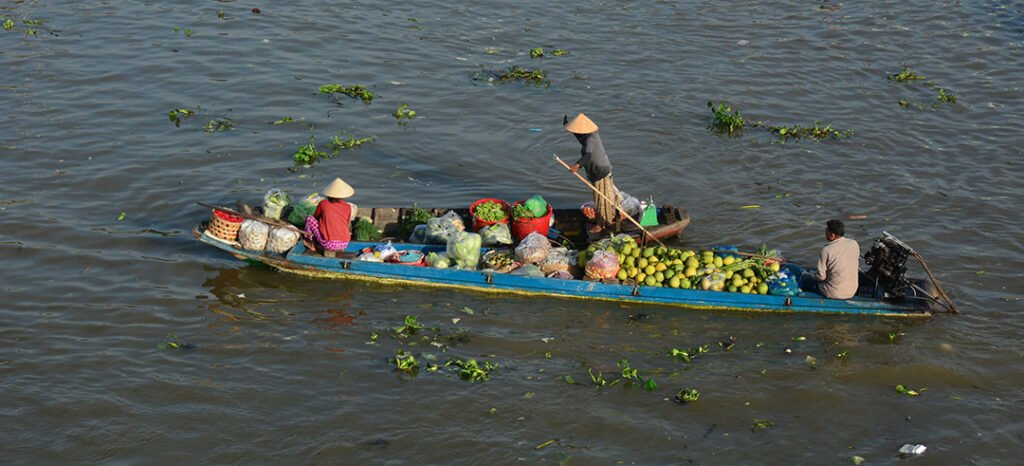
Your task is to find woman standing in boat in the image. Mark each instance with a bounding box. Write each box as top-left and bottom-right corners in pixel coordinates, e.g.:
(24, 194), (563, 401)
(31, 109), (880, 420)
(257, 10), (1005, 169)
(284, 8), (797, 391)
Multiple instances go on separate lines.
(305, 177), (356, 257)
(565, 113), (621, 234)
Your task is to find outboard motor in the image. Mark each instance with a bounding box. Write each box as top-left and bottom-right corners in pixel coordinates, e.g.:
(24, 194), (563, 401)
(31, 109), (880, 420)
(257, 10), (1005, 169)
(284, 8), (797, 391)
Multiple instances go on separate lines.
(863, 232), (917, 298)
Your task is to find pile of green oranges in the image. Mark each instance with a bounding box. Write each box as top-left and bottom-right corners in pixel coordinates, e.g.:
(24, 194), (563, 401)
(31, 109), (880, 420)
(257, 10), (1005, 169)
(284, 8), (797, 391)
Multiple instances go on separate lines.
(577, 235), (781, 293)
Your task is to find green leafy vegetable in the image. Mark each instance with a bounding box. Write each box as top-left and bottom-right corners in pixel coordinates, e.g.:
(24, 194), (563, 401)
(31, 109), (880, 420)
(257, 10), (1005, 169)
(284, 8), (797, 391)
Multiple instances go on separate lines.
(352, 217), (382, 241)
(399, 207), (432, 240)
(473, 200), (509, 222)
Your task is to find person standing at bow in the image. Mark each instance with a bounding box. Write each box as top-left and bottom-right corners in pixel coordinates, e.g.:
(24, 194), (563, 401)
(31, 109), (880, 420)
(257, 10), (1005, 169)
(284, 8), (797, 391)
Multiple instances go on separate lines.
(565, 113), (621, 234)
(305, 177), (356, 257)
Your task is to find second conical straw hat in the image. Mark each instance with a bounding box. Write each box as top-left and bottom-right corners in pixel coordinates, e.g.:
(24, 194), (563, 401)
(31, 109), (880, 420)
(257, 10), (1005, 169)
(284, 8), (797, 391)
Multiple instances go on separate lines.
(564, 113), (599, 134)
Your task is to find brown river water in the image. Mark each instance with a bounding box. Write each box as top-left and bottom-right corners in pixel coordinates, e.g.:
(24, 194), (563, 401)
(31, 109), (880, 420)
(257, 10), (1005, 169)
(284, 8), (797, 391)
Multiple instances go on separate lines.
(2, 1), (1023, 464)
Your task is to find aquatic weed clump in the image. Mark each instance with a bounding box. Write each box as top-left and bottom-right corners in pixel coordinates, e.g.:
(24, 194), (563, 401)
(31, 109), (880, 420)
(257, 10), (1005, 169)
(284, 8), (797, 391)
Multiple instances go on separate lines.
(707, 101), (746, 134)
(471, 66), (549, 87)
(888, 65), (958, 109)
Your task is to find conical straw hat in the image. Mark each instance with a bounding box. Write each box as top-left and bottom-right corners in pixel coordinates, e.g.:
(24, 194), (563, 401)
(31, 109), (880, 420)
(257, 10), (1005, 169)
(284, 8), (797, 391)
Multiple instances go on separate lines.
(564, 113), (599, 134)
(322, 177), (355, 199)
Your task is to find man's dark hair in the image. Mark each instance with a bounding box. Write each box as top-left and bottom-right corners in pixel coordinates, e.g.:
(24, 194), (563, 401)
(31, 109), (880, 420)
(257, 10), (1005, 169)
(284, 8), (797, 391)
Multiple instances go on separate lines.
(826, 219), (845, 237)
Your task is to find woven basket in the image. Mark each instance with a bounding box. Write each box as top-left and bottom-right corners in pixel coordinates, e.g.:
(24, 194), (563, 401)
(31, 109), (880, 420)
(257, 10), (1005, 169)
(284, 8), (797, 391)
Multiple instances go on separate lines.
(208, 209), (243, 241)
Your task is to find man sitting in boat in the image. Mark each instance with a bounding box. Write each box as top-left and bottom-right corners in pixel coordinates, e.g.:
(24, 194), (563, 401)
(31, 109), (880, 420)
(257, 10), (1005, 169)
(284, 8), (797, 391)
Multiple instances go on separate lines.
(805, 219), (860, 299)
(305, 177), (356, 257)
(564, 112), (621, 234)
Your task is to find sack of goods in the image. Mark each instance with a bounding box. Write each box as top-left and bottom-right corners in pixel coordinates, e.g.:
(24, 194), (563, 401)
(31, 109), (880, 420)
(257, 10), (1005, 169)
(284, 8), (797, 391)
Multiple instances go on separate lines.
(265, 226), (300, 254)
(425, 211), (466, 244)
(515, 232), (551, 264)
(585, 250), (620, 280)
(480, 223), (513, 246)
(263, 189), (290, 219)
(446, 231), (482, 269)
(238, 220), (270, 251)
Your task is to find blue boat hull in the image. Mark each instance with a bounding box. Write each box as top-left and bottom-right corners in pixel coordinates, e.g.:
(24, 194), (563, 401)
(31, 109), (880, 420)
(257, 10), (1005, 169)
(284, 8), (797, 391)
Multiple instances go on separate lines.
(194, 227), (932, 317)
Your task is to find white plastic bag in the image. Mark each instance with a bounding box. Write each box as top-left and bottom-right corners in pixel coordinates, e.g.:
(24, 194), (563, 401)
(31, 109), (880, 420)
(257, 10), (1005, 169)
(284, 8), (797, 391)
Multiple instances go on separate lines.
(424, 211), (466, 244)
(238, 220), (270, 251)
(539, 247), (576, 274)
(356, 252), (383, 262)
(265, 226), (300, 254)
(619, 191), (641, 218)
(515, 232), (551, 264)
(374, 240), (398, 260)
(446, 231), (482, 269)
(480, 223), (513, 246)
(263, 189), (290, 219)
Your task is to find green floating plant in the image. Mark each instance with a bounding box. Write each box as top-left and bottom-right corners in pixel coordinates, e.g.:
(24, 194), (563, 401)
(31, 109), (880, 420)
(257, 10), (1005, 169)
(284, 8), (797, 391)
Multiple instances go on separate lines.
(318, 84), (374, 104)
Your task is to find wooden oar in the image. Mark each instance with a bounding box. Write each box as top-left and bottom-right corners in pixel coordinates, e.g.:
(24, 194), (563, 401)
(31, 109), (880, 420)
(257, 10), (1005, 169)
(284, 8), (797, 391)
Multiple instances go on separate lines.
(553, 154), (666, 248)
(197, 201), (311, 238)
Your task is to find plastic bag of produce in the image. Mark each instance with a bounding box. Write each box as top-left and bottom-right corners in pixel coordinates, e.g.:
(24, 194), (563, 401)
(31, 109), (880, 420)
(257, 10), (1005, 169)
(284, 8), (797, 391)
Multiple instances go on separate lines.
(287, 193), (323, 227)
(265, 226), (300, 254)
(768, 270), (800, 296)
(512, 264), (544, 277)
(373, 240), (398, 260)
(263, 189), (290, 219)
(446, 231), (482, 269)
(539, 247), (576, 274)
(525, 194), (548, 218)
(356, 251), (383, 262)
(546, 270), (575, 280)
(481, 249), (519, 273)
(619, 192), (641, 218)
(238, 220), (270, 251)
(426, 252), (451, 269)
(515, 232), (551, 264)
(408, 224), (428, 244)
(700, 272), (727, 291)
(424, 211), (466, 244)
(480, 223), (512, 246)
(585, 250), (620, 280)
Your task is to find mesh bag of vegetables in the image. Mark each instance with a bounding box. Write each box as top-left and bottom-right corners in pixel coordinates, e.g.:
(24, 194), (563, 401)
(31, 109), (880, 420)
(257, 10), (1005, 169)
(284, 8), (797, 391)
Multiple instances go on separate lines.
(263, 189), (290, 219)
(446, 231), (482, 269)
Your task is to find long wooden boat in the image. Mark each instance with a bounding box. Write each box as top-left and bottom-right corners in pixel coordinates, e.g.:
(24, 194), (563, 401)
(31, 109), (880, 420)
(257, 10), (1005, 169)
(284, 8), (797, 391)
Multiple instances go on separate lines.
(193, 219), (939, 317)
